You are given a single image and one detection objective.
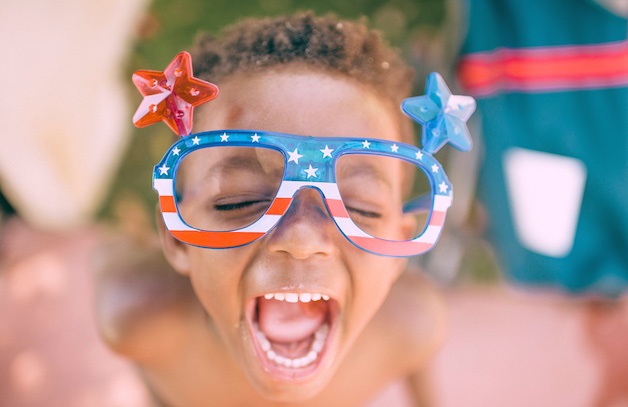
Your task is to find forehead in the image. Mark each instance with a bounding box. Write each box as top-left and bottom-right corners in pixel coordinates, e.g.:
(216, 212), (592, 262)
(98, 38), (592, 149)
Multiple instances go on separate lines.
(194, 68), (403, 143)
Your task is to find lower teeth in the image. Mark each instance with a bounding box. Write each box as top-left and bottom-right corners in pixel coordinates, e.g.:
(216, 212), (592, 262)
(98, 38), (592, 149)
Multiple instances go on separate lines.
(253, 323), (329, 368)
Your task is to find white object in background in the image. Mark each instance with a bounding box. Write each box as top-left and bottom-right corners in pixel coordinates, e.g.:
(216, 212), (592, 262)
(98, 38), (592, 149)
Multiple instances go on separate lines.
(503, 147), (587, 258)
(0, 0), (148, 230)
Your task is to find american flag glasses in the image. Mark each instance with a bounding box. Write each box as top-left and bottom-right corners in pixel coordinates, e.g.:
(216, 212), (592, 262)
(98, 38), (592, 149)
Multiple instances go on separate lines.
(154, 130), (454, 257)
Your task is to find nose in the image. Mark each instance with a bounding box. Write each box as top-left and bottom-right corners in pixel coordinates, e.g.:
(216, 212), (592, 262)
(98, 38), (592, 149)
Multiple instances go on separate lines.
(264, 187), (338, 259)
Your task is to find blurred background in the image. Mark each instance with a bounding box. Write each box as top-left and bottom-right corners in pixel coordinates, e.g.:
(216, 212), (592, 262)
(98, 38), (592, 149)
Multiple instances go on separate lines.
(1, 0), (627, 406)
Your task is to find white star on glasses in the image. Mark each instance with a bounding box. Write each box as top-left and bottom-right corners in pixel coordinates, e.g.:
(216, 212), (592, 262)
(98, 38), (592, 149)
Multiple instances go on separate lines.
(391, 144), (399, 153)
(192, 136), (200, 145)
(415, 150), (423, 160)
(304, 164), (318, 178)
(158, 163), (170, 175)
(362, 140), (371, 149)
(172, 147), (180, 156)
(287, 148), (303, 164)
(320, 145), (334, 158)
(439, 181), (449, 193)
(251, 133), (260, 142)
(220, 132), (229, 142)
(431, 164), (439, 173)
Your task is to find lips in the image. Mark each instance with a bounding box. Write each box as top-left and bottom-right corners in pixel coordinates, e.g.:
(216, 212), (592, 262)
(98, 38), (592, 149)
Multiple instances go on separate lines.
(246, 292), (338, 380)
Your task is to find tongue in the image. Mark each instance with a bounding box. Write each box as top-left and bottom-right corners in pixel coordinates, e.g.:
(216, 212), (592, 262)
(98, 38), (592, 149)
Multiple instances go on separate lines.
(257, 297), (327, 343)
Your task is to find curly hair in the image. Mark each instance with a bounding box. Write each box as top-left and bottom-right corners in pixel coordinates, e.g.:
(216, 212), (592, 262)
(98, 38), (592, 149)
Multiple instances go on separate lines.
(191, 11), (415, 113)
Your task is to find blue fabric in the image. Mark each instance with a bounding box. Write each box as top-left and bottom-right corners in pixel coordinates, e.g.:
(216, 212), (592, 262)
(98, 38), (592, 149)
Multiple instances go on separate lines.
(458, 0), (628, 296)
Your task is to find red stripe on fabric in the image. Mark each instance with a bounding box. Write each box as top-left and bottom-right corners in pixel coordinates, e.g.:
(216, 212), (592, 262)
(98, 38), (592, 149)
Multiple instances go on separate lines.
(160, 196), (177, 213)
(349, 236), (433, 257)
(458, 41), (628, 96)
(171, 230), (263, 248)
(429, 210), (446, 227)
(267, 198), (291, 215)
(326, 199), (349, 218)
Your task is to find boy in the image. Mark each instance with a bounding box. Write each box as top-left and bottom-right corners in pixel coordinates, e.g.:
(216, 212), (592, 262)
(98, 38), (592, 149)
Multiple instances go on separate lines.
(95, 12), (473, 406)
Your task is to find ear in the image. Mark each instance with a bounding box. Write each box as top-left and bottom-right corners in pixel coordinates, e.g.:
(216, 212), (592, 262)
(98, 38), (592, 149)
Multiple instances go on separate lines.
(155, 206), (191, 275)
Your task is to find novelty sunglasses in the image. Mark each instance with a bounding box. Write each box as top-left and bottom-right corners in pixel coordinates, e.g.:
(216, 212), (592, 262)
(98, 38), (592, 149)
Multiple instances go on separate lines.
(154, 130), (456, 257)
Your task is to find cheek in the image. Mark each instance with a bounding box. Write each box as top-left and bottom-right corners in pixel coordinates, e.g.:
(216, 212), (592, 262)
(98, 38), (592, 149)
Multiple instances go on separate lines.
(348, 254), (406, 317)
(360, 256), (405, 289)
(186, 247), (250, 317)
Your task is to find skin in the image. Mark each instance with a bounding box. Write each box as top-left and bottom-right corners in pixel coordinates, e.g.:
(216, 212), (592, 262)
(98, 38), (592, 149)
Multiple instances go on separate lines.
(94, 68), (446, 406)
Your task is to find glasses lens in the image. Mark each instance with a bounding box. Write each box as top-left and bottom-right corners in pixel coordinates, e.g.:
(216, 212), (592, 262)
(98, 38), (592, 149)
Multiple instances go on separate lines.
(336, 153), (432, 241)
(175, 146), (285, 231)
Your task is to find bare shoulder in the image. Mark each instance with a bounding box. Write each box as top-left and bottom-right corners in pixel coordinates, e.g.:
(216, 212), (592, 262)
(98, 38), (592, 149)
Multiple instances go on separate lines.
(92, 235), (200, 362)
(370, 264), (448, 370)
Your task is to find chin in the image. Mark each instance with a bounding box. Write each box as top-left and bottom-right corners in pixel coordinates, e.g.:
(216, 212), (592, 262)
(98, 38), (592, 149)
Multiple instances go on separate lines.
(248, 373), (331, 403)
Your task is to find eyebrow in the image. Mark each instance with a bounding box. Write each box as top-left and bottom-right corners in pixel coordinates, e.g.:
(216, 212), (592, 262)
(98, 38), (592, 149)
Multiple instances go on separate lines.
(337, 162), (393, 189)
(177, 155), (269, 198)
(208, 155), (266, 177)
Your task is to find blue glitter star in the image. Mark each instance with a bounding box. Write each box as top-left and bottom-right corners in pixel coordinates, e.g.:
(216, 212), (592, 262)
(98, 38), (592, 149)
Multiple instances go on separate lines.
(402, 72), (476, 154)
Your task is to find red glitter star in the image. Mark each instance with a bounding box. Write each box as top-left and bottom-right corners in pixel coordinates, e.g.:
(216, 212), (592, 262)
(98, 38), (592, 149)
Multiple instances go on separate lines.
(132, 51), (219, 136)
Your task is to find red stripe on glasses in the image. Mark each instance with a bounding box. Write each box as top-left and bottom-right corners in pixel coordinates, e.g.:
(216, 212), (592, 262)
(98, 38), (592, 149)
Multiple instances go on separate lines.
(160, 196), (177, 213)
(349, 236), (434, 257)
(171, 230), (264, 248)
(429, 210), (446, 226)
(267, 198), (292, 215)
(326, 199), (349, 218)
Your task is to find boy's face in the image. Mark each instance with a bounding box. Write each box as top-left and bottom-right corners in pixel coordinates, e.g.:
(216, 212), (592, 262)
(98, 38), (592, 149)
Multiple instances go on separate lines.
(160, 68), (411, 401)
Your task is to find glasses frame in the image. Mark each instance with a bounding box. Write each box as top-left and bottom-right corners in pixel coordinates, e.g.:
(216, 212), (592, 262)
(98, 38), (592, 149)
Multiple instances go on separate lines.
(154, 130), (453, 257)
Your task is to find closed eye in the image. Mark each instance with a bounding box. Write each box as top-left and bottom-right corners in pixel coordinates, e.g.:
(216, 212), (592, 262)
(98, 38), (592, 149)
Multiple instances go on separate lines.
(345, 205), (382, 219)
(214, 200), (271, 211)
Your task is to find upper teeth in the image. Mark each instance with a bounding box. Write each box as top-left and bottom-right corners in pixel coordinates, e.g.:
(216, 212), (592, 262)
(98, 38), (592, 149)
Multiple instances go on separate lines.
(263, 292), (330, 303)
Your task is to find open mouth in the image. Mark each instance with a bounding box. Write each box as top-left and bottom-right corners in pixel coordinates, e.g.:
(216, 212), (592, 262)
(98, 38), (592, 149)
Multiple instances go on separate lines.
(246, 292), (338, 380)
